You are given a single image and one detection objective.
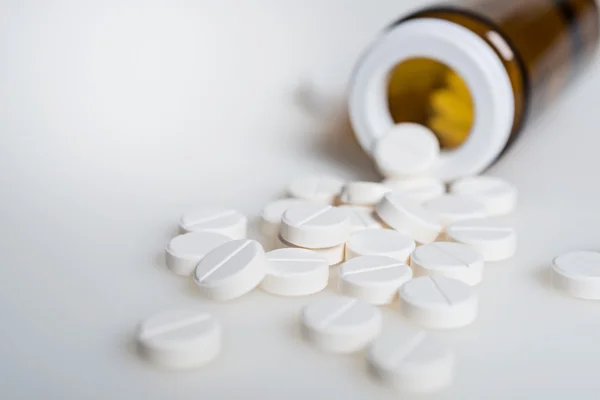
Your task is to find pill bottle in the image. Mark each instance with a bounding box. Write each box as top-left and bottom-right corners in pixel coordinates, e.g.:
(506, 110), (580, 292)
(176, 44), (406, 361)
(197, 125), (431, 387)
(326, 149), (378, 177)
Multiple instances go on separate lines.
(349, 0), (599, 181)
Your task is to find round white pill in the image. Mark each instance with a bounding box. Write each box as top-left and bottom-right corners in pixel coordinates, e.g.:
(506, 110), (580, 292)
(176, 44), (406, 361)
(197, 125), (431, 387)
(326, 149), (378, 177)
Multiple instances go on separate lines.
(301, 296), (382, 354)
(179, 207), (247, 239)
(374, 123), (440, 177)
(383, 177), (446, 204)
(165, 232), (232, 276)
(411, 242), (484, 286)
(551, 250), (600, 300)
(260, 198), (309, 238)
(345, 229), (416, 262)
(137, 309), (221, 370)
(193, 239), (265, 301)
(338, 256), (413, 305)
(280, 204), (351, 248)
(367, 331), (455, 394)
(399, 276), (478, 329)
(287, 175), (345, 204)
(375, 193), (442, 244)
(338, 205), (383, 233)
(260, 248), (329, 296)
(424, 195), (487, 226)
(340, 181), (389, 207)
(446, 218), (516, 262)
(275, 235), (345, 266)
(450, 176), (517, 216)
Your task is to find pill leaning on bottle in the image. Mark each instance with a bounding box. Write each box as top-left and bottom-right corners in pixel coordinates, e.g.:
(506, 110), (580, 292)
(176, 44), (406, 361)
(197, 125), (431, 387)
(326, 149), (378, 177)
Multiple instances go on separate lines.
(260, 248), (329, 296)
(179, 207), (247, 239)
(551, 250), (600, 300)
(450, 176), (517, 216)
(445, 218), (516, 262)
(280, 204), (351, 249)
(411, 242), (484, 286)
(165, 232), (232, 276)
(345, 228), (416, 262)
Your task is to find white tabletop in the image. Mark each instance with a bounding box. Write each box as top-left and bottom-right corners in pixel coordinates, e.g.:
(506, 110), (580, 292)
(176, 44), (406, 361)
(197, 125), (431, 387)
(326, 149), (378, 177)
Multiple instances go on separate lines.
(2, 1), (600, 399)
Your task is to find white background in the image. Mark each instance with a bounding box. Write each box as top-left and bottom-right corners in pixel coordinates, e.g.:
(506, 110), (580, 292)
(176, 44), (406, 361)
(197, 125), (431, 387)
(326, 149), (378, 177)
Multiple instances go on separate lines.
(2, 0), (600, 399)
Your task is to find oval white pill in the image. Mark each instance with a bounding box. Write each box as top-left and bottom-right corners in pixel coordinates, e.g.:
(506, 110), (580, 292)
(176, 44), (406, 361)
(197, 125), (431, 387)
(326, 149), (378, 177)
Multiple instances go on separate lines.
(383, 177), (446, 204)
(450, 176), (517, 216)
(165, 232), (232, 276)
(345, 229), (416, 262)
(411, 242), (484, 286)
(280, 204), (351, 248)
(551, 250), (600, 300)
(275, 235), (345, 266)
(137, 309), (221, 370)
(424, 195), (487, 226)
(261, 248), (329, 296)
(260, 198), (309, 238)
(399, 276), (478, 329)
(287, 175), (345, 204)
(340, 181), (389, 207)
(338, 205), (383, 233)
(367, 331), (455, 394)
(338, 256), (413, 305)
(446, 218), (516, 262)
(179, 207), (247, 239)
(374, 123), (440, 177)
(376, 193), (442, 244)
(193, 239), (265, 301)
(301, 296), (382, 354)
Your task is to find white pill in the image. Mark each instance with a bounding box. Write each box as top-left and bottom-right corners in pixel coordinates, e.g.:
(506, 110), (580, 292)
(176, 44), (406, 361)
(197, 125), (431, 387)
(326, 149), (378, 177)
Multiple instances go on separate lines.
(137, 309), (221, 370)
(165, 232), (232, 276)
(340, 181), (389, 207)
(424, 195), (487, 226)
(383, 177), (446, 203)
(367, 331), (455, 393)
(287, 175), (345, 204)
(275, 235), (345, 266)
(301, 296), (382, 354)
(338, 205), (383, 232)
(376, 193), (442, 244)
(374, 123), (440, 177)
(338, 256), (413, 305)
(411, 242), (484, 286)
(260, 198), (309, 238)
(193, 239), (265, 301)
(450, 176), (517, 216)
(280, 204), (351, 248)
(551, 250), (600, 300)
(446, 218), (516, 262)
(179, 207), (247, 239)
(399, 276), (478, 329)
(345, 229), (416, 262)
(261, 248), (329, 296)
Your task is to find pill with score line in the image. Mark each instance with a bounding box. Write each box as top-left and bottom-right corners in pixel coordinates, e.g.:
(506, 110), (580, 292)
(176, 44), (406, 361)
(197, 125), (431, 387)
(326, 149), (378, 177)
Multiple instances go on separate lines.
(411, 242), (484, 286)
(179, 207), (247, 239)
(280, 204), (351, 249)
(446, 218), (516, 261)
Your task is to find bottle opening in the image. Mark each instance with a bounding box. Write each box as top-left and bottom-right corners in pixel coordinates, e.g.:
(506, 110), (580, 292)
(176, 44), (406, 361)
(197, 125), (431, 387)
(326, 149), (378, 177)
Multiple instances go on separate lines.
(387, 58), (475, 150)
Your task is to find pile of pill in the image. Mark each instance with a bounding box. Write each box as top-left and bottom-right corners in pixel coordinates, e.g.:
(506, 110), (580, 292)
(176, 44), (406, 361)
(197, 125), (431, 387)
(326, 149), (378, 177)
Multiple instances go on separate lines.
(136, 123), (594, 393)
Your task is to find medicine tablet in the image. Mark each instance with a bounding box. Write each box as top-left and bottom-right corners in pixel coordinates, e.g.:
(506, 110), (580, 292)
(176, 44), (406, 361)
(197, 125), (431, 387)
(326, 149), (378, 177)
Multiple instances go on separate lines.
(301, 296), (382, 354)
(450, 176), (517, 216)
(137, 309), (221, 370)
(340, 181), (389, 207)
(446, 218), (516, 262)
(165, 232), (232, 276)
(367, 331), (455, 393)
(338, 205), (383, 233)
(275, 235), (345, 266)
(374, 123), (440, 177)
(261, 248), (329, 296)
(338, 256), (413, 305)
(193, 239), (265, 301)
(551, 250), (600, 300)
(399, 276), (478, 329)
(287, 175), (345, 204)
(260, 198), (309, 238)
(424, 195), (487, 226)
(179, 207), (247, 239)
(280, 204), (351, 248)
(345, 229), (416, 262)
(383, 177), (446, 204)
(411, 242), (484, 286)
(376, 193), (442, 244)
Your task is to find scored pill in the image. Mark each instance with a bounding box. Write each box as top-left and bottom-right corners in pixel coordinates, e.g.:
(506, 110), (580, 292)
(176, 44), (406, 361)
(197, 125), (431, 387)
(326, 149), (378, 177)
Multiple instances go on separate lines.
(340, 181), (389, 207)
(450, 176), (517, 216)
(287, 175), (345, 204)
(179, 207), (247, 239)
(338, 205), (383, 232)
(345, 228), (416, 262)
(260, 248), (329, 296)
(445, 218), (516, 262)
(411, 242), (484, 286)
(280, 204), (351, 249)
(165, 232), (231, 276)
(382, 176), (446, 204)
(275, 234), (345, 266)
(424, 194), (488, 226)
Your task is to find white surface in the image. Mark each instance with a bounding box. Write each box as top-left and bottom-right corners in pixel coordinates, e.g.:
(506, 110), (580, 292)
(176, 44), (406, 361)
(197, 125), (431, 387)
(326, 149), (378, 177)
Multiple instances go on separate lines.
(551, 251), (600, 300)
(450, 176), (517, 216)
(165, 232), (232, 276)
(261, 248), (329, 296)
(411, 242), (484, 286)
(446, 218), (517, 262)
(179, 207), (247, 239)
(383, 176), (446, 203)
(3, 0), (600, 399)
(281, 204), (351, 248)
(345, 228), (416, 261)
